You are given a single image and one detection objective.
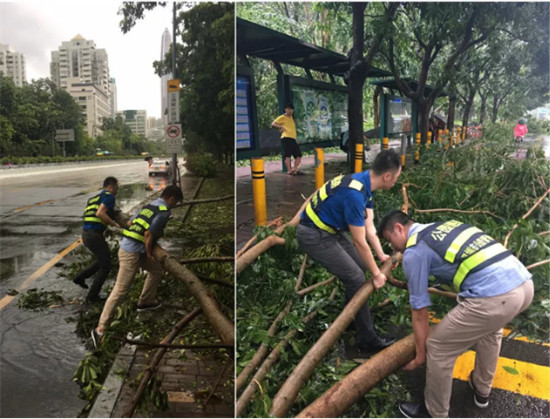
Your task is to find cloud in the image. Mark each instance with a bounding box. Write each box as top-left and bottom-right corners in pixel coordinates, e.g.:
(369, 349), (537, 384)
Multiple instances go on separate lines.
(1, 1), (174, 119)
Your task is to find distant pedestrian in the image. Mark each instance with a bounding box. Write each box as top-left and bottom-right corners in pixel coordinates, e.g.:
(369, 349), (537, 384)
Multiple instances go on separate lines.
(377, 210), (534, 418)
(73, 176), (121, 303)
(271, 103), (304, 175)
(91, 185), (184, 348)
(513, 119), (528, 144)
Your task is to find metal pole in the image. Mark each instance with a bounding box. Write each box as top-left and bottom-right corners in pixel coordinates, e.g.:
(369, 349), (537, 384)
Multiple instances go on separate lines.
(171, 2), (178, 186)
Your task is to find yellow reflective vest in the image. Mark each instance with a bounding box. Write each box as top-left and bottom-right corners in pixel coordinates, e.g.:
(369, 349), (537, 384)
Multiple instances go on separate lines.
(83, 191), (112, 227)
(406, 221), (510, 292)
(123, 204), (169, 243)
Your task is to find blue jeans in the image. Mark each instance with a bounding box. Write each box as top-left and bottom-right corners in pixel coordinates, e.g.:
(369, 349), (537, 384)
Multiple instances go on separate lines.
(296, 223), (377, 346)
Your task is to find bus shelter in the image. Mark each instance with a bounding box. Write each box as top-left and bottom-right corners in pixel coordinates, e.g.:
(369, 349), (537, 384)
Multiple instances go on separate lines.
(370, 78), (447, 147)
(236, 18), (391, 164)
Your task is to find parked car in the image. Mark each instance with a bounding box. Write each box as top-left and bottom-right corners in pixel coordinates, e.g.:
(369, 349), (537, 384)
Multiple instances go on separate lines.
(148, 159), (173, 177)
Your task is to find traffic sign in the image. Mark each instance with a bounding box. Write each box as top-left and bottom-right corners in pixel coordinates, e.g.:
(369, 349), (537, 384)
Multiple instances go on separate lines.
(167, 79), (180, 92)
(168, 91), (180, 124)
(55, 129), (75, 142)
(166, 124), (182, 140)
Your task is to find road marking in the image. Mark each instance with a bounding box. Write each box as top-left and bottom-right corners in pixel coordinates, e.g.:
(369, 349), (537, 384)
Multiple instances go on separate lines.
(453, 350), (550, 401)
(13, 199), (56, 213)
(0, 238), (82, 311)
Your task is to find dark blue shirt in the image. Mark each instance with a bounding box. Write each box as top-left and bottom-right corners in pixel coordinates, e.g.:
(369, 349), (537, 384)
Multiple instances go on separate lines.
(302, 171), (374, 231)
(83, 190), (116, 232)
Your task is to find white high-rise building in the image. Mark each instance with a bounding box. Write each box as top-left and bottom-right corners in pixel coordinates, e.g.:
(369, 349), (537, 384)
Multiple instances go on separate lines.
(160, 28), (172, 126)
(109, 77), (117, 118)
(118, 110), (149, 137)
(0, 43), (26, 86)
(50, 35), (111, 137)
(66, 78), (110, 138)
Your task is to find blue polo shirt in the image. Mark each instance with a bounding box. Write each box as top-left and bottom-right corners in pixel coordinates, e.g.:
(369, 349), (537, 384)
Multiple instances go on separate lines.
(83, 190), (116, 232)
(403, 223), (532, 310)
(301, 171), (374, 231)
(121, 198), (171, 254)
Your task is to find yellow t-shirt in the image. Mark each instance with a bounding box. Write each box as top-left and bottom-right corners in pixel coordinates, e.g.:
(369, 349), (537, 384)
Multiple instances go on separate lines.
(272, 114), (297, 140)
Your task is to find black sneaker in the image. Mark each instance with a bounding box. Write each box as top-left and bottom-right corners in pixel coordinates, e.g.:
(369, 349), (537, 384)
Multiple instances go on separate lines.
(399, 401), (431, 418)
(86, 296), (107, 304)
(469, 372), (489, 408)
(91, 328), (103, 349)
(136, 302), (162, 312)
(73, 278), (89, 289)
(358, 334), (397, 353)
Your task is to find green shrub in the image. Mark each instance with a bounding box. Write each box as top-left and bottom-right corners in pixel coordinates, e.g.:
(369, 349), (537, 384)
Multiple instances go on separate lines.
(184, 153), (218, 177)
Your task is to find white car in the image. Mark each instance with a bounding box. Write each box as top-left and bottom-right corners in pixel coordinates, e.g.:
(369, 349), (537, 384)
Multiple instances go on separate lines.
(148, 159), (173, 177)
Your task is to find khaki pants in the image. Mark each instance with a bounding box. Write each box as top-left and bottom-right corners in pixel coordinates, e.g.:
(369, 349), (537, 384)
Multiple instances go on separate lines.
(98, 248), (164, 331)
(424, 280), (534, 417)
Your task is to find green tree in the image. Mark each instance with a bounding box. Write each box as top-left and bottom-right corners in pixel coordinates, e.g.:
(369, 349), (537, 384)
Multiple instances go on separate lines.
(120, 2), (234, 163)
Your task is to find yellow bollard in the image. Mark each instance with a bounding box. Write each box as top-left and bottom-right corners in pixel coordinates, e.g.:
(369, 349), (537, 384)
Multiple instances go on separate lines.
(438, 129), (443, 151)
(462, 126), (466, 142)
(382, 137), (389, 150)
(315, 148), (325, 189)
(251, 158), (267, 226)
(427, 131), (432, 149)
(401, 154), (406, 168)
(415, 133), (421, 148)
(354, 143), (363, 173)
(415, 149), (420, 164)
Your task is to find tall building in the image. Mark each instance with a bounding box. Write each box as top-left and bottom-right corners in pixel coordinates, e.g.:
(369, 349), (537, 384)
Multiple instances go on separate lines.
(160, 28), (172, 126)
(50, 35), (111, 137)
(109, 77), (117, 118)
(118, 110), (149, 137)
(0, 43), (26, 86)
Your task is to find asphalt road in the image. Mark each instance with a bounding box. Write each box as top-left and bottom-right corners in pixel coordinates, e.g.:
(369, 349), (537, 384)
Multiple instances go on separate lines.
(0, 159), (163, 417)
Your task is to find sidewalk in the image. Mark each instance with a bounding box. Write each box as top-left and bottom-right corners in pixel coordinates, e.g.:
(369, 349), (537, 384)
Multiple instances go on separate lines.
(236, 141), (401, 250)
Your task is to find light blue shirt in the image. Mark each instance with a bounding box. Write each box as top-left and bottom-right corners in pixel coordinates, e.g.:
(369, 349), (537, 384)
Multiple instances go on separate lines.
(403, 223), (532, 310)
(121, 198), (171, 254)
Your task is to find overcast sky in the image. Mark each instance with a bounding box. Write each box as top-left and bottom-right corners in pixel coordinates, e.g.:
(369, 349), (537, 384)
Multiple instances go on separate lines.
(1, 1), (175, 119)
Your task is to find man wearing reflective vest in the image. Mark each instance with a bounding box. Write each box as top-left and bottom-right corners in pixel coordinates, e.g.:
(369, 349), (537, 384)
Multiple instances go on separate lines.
(91, 185), (184, 348)
(377, 210), (534, 418)
(73, 176), (121, 302)
(296, 149), (402, 354)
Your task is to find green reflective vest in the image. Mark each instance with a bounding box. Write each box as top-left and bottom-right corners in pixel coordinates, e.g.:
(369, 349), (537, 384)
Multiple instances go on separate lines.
(122, 204), (168, 243)
(304, 174), (370, 234)
(83, 191), (111, 227)
(406, 221), (511, 292)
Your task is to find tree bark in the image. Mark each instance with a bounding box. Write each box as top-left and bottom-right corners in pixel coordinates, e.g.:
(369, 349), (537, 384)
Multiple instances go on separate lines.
(447, 95), (457, 131)
(268, 253), (403, 417)
(236, 235), (286, 274)
(296, 334), (416, 418)
(479, 93), (487, 124)
(236, 288), (338, 416)
(236, 301), (293, 392)
(152, 245), (234, 345)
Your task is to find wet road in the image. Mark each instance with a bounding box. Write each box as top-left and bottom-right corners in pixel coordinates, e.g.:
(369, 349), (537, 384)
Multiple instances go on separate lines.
(0, 160), (169, 417)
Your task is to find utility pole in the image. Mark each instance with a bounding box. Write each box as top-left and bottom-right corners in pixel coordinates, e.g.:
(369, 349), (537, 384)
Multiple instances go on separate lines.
(171, 2), (178, 186)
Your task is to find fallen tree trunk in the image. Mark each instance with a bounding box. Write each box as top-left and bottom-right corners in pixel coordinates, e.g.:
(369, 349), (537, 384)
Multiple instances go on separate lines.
(296, 333), (416, 418)
(123, 307), (202, 417)
(236, 217), (284, 258)
(175, 194), (234, 206)
(153, 245), (234, 345)
(236, 301), (294, 392)
(236, 196), (312, 274)
(236, 288), (338, 416)
(268, 254), (402, 418)
(236, 235), (286, 274)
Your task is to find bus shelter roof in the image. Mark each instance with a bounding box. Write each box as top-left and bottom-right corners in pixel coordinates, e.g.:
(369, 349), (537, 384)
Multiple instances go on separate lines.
(237, 18), (391, 78)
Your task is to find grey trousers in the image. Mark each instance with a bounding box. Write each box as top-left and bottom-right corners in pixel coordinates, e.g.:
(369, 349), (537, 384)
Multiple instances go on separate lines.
(296, 223), (376, 346)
